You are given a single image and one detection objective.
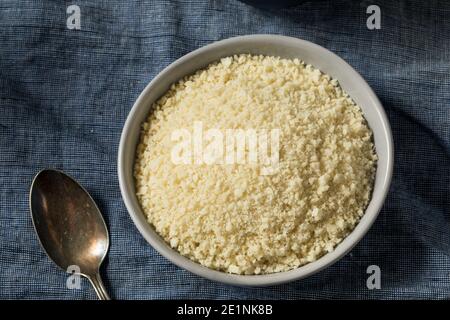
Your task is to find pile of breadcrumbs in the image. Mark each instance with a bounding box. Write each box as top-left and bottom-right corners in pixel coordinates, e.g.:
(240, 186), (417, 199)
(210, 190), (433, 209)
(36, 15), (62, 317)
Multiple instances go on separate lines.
(134, 54), (377, 275)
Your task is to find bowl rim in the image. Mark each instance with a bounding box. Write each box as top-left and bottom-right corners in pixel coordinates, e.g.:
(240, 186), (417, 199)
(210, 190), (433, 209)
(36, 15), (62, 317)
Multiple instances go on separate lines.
(118, 34), (394, 286)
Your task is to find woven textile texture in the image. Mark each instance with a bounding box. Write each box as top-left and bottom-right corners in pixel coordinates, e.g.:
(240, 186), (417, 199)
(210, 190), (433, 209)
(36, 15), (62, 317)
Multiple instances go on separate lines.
(1, 0), (449, 299)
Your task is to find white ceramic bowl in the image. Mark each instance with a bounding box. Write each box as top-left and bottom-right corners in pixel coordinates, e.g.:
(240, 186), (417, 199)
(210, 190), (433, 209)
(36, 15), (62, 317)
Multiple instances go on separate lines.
(118, 35), (393, 286)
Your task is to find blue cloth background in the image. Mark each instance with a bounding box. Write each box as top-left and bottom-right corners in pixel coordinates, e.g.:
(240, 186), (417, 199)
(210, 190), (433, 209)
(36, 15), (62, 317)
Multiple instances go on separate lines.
(1, 0), (449, 299)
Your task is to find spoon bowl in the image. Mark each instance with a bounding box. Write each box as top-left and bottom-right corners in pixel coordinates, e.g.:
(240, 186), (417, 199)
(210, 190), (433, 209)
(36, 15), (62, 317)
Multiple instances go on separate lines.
(30, 169), (110, 300)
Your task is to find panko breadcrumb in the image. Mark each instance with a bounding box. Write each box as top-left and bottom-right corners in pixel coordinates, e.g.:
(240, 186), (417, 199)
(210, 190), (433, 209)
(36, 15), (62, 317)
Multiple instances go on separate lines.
(134, 54), (377, 275)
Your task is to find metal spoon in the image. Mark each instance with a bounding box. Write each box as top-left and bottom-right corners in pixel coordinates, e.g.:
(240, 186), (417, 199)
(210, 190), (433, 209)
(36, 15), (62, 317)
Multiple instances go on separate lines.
(29, 169), (111, 300)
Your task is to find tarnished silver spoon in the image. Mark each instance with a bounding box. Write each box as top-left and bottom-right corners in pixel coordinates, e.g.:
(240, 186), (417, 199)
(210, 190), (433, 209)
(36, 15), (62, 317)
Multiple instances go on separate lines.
(29, 169), (111, 300)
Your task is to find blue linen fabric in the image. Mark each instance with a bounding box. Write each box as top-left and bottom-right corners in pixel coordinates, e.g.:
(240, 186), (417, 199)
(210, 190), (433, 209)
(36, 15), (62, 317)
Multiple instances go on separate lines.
(1, 0), (449, 300)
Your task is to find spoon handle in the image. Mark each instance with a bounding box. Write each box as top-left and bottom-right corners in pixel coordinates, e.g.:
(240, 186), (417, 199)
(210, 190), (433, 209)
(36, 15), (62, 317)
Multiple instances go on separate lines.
(88, 272), (111, 300)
